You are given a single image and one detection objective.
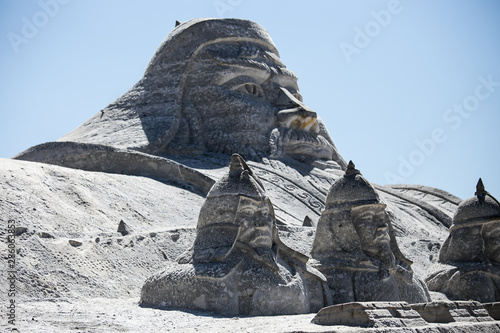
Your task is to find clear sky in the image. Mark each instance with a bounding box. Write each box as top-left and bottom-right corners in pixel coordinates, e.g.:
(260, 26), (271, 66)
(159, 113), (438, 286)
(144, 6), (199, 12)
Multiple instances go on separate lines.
(1, 0), (499, 200)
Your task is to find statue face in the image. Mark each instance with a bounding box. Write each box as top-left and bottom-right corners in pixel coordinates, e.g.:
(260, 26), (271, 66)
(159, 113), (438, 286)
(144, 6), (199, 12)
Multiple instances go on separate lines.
(351, 205), (393, 261)
(483, 220), (500, 263)
(235, 196), (274, 249)
(442, 225), (485, 263)
(183, 42), (335, 162)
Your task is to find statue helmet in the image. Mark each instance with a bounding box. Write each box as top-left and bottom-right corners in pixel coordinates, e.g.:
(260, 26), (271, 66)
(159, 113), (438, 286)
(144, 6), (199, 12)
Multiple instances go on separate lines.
(439, 178), (500, 263)
(324, 161), (380, 211)
(452, 178), (500, 228)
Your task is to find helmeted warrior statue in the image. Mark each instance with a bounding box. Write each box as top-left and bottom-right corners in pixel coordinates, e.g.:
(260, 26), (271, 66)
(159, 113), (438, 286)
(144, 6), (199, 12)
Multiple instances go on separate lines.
(425, 179), (500, 302)
(310, 161), (430, 304)
(140, 154), (331, 315)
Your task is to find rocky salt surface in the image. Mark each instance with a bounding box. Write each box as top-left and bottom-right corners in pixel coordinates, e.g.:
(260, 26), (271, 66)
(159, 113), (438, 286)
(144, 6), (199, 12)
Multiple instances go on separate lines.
(2, 158), (498, 332)
(10, 299), (500, 332)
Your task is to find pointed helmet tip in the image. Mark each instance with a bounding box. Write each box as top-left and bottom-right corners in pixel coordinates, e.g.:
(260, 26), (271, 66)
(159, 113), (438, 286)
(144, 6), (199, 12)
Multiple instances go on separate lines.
(345, 160), (360, 176)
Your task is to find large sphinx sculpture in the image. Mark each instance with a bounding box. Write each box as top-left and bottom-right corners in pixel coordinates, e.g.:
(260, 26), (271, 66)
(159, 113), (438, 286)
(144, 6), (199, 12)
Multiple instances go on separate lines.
(17, 18), (345, 170)
(310, 162), (431, 304)
(15, 18), (361, 229)
(425, 179), (500, 302)
(141, 154), (331, 315)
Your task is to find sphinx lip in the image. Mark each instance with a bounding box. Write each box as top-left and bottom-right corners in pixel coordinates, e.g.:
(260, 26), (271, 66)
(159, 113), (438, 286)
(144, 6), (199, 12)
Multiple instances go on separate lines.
(289, 115), (319, 132)
(276, 109), (320, 134)
(268, 124), (335, 161)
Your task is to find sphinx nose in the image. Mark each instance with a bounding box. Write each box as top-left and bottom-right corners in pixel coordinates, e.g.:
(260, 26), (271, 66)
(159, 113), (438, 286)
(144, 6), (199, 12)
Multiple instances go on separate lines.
(275, 88), (319, 133)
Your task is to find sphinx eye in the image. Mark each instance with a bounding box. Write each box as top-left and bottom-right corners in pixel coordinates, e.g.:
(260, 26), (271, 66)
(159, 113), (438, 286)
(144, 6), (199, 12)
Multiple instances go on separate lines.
(293, 92), (303, 102)
(285, 88), (303, 102)
(234, 83), (264, 98)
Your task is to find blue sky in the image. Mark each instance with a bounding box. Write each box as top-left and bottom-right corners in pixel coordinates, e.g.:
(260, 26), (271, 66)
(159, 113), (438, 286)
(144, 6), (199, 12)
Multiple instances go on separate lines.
(1, 0), (499, 200)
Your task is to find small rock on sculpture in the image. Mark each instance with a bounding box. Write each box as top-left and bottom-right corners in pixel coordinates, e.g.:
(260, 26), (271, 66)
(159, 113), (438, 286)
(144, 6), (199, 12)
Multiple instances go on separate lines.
(310, 161), (430, 304)
(140, 154), (331, 315)
(425, 179), (500, 302)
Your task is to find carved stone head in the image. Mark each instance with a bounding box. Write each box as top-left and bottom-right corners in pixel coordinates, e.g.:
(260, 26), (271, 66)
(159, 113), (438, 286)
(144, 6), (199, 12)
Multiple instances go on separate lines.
(59, 19), (346, 168)
(181, 37), (335, 164)
(311, 161), (403, 268)
(190, 153), (277, 263)
(439, 179), (500, 263)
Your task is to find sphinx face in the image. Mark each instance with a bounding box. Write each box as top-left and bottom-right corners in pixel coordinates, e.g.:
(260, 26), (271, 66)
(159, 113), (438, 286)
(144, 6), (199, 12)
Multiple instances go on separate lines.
(183, 42), (335, 162)
(483, 220), (500, 264)
(351, 205), (393, 264)
(235, 196), (274, 250)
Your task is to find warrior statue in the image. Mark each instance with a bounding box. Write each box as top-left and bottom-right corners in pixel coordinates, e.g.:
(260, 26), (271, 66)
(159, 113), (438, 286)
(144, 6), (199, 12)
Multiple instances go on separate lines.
(425, 179), (500, 302)
(141, 154), (331, 315)
(310, 161), (430, 304)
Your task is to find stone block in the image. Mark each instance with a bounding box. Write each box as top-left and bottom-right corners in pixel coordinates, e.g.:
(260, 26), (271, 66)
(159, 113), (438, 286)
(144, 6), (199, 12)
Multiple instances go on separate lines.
(311, 301), (427, 327)
(411, 301), (494, 323)
(483, 302), (500, 320)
